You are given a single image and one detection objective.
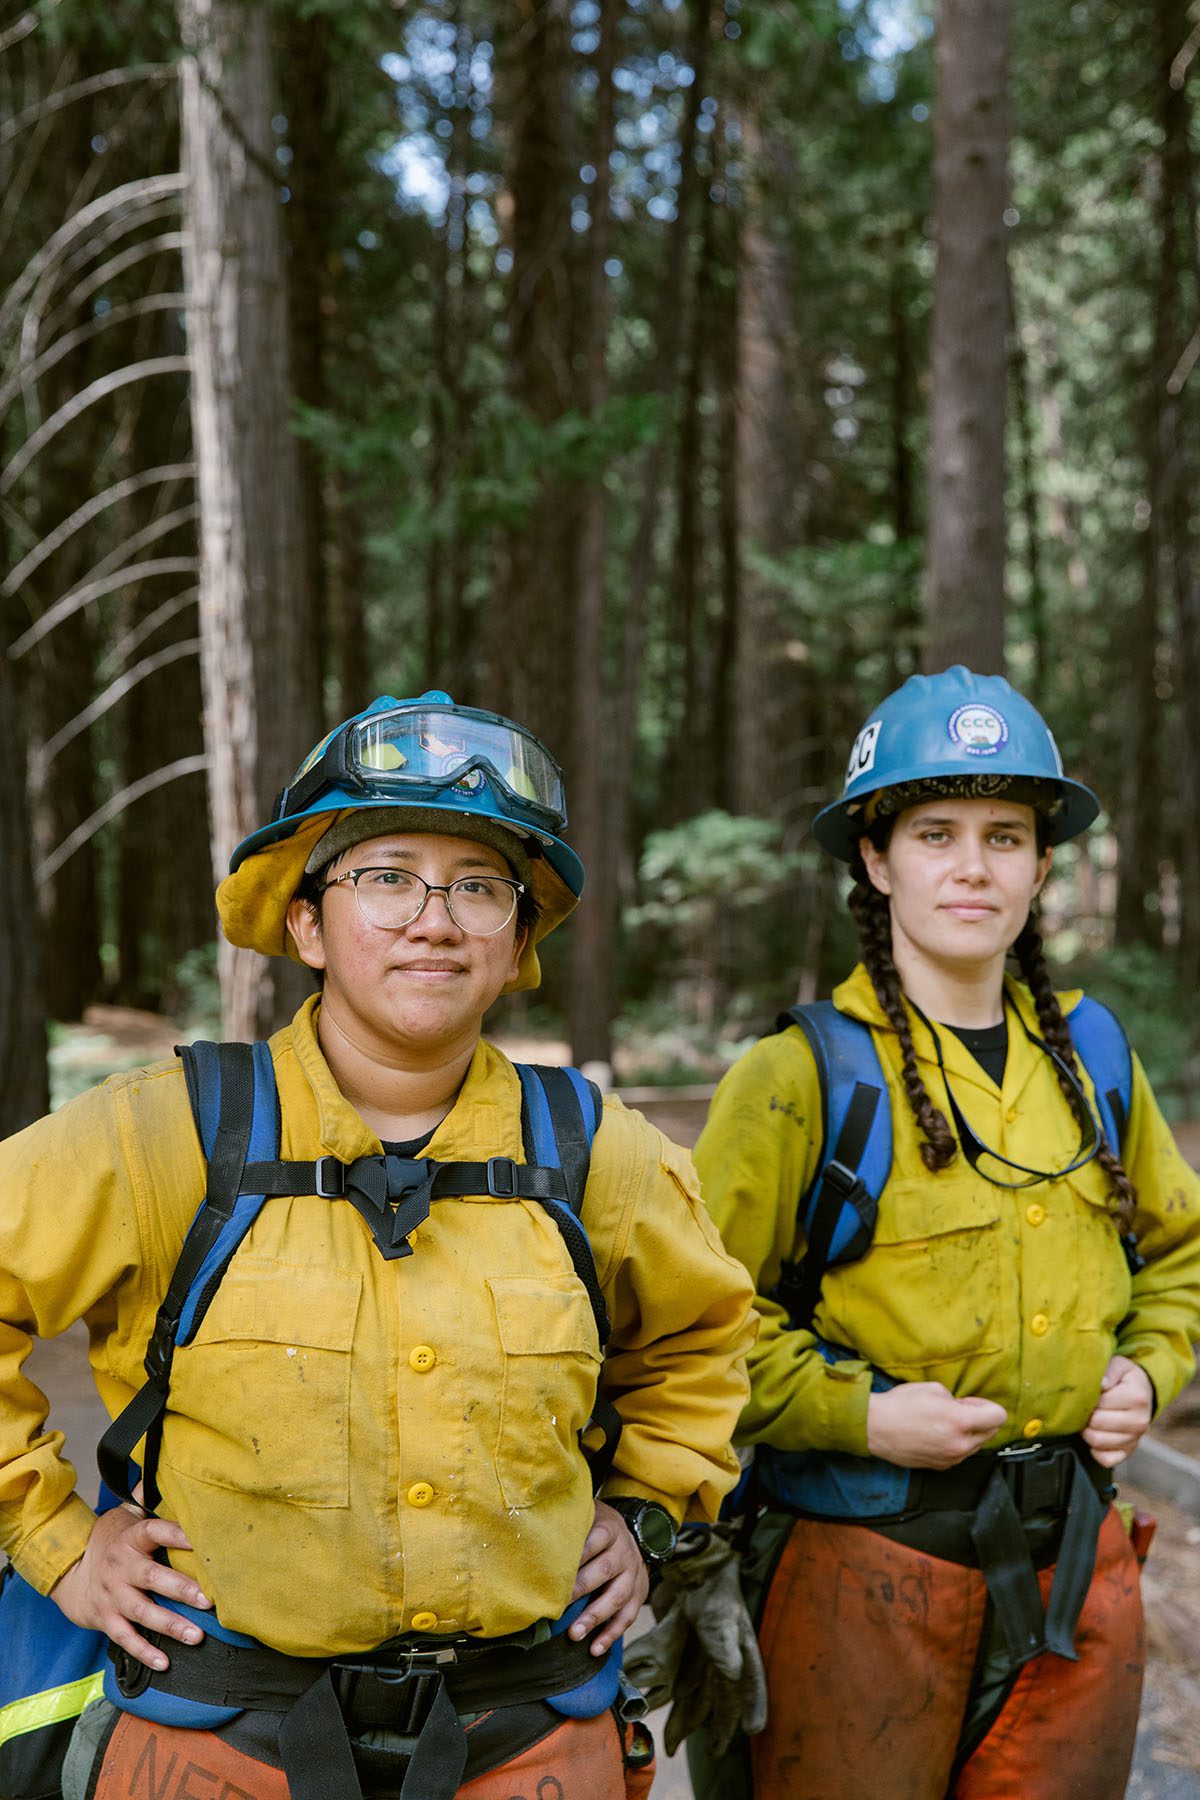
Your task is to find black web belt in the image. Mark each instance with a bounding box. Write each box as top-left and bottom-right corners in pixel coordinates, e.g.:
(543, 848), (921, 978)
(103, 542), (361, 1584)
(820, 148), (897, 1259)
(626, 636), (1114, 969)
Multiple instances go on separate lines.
(905, 1436), (1111, 1676)
(110, 1623), (602, 1800)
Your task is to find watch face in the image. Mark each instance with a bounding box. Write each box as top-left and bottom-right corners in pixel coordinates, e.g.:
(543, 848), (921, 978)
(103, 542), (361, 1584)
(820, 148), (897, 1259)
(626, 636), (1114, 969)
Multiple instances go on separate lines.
(638, 1504), (677, 1559)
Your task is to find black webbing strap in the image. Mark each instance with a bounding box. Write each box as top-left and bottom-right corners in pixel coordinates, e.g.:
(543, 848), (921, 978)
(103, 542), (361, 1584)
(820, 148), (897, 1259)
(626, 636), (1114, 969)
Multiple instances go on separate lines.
(969, 1468), (1049, 1669)
(277, 1669), (365, 1800)
(965, 1447), (1106, 1676)
(97, 1043), (258, 1507)
(782, 1080), (881, 1331)
(111, 1626), (600, 1800)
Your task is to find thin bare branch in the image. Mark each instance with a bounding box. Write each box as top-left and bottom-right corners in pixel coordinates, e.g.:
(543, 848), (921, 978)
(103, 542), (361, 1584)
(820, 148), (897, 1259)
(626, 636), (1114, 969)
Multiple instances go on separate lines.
(0, 11), (37, 56)
(0, 41), (78, 262)
(0, 293), (187, 422)
(33, 637), (202, 777)
(37, 754), (209, 882)
(8, 556), (198, 659)
(41, 208), (184, 329)
(99, 587), (198, 678)
(84, 504), (199, 589)
(0, 64), (175, 146)
(39, 230), (186, 353)
(85, 504), (198, 587)
(1167, 324), (1200, 392)
(1171, 16), (1200, 85)
(0, 356), (191, 494)
(0, 172), (185, 344)
(0, 463), (195, 599)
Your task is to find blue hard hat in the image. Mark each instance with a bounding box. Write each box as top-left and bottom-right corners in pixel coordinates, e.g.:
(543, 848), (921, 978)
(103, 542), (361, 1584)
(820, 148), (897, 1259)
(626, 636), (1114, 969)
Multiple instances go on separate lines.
(229, 691), (583, 898)
(812, 666), (1101, 861)
(217, 693), (582, 988)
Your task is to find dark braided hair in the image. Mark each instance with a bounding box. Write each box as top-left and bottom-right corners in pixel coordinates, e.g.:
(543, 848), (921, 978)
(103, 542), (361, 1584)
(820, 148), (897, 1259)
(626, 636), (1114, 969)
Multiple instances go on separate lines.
(848, 876), (958, 1173)
(1011, 910), (1138, 1233)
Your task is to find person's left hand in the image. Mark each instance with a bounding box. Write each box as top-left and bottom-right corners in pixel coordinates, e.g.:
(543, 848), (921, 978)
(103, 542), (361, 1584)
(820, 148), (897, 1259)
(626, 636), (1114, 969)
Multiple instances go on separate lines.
(567, 1499), (650, 1656)
(1082, 1354), (1154, 1468)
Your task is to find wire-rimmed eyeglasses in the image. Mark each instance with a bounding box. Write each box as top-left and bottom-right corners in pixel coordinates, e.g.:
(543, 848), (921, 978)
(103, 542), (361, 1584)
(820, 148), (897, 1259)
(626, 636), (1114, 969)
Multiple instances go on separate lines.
(319, 866), (523, 936)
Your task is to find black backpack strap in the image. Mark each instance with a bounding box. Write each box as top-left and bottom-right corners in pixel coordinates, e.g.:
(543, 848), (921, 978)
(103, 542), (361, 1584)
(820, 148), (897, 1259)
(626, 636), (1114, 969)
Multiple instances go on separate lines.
(97, 1042), (260, 1508)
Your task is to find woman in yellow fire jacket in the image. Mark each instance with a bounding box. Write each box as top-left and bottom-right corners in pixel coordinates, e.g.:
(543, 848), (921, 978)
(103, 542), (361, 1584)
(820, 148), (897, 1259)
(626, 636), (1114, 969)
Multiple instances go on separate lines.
(694, 667), (1200, 1800)
(0, 691), (755, 1800)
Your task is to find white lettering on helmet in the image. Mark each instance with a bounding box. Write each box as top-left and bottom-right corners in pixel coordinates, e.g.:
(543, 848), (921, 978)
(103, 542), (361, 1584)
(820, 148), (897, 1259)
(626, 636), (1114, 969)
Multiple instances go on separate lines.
(846, 720), (882, 786)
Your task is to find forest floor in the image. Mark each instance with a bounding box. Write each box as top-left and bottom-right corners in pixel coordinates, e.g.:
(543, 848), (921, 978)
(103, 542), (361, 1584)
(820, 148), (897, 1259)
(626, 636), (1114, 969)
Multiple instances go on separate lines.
(29, 1009), (1200, 1797)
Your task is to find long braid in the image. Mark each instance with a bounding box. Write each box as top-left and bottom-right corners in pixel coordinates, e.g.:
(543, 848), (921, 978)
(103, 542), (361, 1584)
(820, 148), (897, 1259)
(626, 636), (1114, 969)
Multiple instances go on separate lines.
(849, 879), (957, 1172)
(1012, 912), (1138, 1233)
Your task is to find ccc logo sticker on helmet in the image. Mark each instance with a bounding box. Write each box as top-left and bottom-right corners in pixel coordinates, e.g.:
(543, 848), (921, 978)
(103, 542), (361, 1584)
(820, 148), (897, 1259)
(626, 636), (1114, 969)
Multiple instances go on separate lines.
(947, 703), (1009, 756)
(846, 720), (882, 784)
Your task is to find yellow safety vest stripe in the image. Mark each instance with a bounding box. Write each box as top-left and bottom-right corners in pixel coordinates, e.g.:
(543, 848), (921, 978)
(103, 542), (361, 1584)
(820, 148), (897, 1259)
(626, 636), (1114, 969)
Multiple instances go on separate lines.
(0, 1670), (104, 1745)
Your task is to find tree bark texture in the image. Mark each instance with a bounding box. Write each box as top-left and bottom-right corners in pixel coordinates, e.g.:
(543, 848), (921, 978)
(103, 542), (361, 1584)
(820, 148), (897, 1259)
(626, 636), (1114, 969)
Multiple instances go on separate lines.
(731, 98), (804, 818)
(0, 661), (50, 1131)
(924, 0), (1011, 674)
(179, 0), (320, 1040)
(489, 0), (574, 753)
(1151, 0), (1200, 984)
(280, 7), (330, 733)
(566, 0), (618, 1070)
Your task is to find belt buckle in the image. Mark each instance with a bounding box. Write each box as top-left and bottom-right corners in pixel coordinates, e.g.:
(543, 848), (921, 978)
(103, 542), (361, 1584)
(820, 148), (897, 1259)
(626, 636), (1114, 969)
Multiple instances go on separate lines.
(997, 1440), (1042, 1460)
(315, 1155), (345, 1198)
(381, 1645), (459, 1683)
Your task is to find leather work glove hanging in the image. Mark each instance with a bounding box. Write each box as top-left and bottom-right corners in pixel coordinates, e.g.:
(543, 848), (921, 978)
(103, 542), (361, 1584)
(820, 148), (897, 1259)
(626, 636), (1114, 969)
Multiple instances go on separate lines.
(624, 1528), (768, 1757)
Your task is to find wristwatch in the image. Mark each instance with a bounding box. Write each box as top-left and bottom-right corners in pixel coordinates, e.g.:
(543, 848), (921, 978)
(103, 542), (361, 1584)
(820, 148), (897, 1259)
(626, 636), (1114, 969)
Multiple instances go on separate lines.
(605, 1497), (679, 1566)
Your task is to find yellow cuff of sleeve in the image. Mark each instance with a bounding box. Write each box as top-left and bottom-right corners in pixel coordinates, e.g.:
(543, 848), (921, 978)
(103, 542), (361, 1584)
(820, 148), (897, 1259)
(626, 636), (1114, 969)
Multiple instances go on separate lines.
(11, 1493), (98, 1597)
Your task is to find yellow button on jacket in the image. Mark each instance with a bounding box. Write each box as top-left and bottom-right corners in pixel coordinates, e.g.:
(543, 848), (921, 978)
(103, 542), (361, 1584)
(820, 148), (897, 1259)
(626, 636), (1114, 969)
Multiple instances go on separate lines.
(695, 966), (1200, 1459)
(0, 997), (755, 1656)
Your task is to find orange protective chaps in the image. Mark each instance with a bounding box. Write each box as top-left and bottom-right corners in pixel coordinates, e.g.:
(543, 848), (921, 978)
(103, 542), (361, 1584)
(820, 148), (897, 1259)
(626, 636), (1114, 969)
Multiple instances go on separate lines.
(89, 1704), (653, 1800)
(750, 1505), (1143, 1800)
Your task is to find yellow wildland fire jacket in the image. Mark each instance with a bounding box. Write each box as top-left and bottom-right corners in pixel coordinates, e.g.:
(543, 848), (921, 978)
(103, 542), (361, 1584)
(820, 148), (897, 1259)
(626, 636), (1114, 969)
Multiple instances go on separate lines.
(0, 997), (754, 1656)
(695, 966), (1200, 1456)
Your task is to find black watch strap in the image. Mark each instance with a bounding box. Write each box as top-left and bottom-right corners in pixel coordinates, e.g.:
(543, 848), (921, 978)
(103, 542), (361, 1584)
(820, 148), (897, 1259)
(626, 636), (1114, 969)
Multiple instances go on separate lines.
(605, 1496), (678, 1565)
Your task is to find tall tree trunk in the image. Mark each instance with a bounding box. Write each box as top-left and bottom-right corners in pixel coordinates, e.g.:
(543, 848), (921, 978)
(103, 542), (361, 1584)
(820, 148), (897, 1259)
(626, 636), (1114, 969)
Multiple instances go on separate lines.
(566, 0), (618, 1071)
(26, 31), (104, 1019)
(885, 238), (920, 687)
(179, 0), (320, 1040)
(489, 0), (574, 752)
(611, 0), (710, 828)
(1153, 0), (1200, 985)
(280, 7), (330, 729)
(1008, 274), (1047, 706)
(924, 0), (1011, 673)
(730, 97), (803, 817)
(0, 661), (49, 1131)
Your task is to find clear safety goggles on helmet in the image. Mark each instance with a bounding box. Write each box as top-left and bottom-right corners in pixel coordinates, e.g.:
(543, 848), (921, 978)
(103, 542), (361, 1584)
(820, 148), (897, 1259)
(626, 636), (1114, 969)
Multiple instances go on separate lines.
(274, 703), (567, 834)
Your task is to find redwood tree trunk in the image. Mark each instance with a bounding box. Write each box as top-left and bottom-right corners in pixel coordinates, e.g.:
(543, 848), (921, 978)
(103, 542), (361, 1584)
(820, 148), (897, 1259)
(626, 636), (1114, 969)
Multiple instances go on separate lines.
(489, 0), (574, 753)
(731, 98), (803, 817)
(0, 661), (49, 1131)
(924, 0), (1012, 674)
(179, 0), (320, 1040)
(566, 0), (618, 1070)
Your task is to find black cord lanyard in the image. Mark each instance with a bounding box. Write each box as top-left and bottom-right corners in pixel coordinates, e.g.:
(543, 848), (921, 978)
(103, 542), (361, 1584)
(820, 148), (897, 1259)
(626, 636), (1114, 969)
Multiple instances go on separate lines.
(910, 998), (1102, 1190)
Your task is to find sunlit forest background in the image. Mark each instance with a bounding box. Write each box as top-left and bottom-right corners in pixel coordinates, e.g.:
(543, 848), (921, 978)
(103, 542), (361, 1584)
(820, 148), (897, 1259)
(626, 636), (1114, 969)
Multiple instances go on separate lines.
(2, 0), (1199, 1130)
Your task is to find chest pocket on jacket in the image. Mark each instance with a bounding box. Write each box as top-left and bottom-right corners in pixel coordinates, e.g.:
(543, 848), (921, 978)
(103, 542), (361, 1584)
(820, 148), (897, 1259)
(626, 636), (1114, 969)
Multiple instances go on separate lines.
(487, 1276), (603, 1510)
(821, 1179), (1005, 1371)
(162, 1261), (361, 1508)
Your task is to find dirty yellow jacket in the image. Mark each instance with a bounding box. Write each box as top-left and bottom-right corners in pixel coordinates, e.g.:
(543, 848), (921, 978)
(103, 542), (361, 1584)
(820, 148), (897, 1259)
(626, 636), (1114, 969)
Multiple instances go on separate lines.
(0, 997), (754, 1655)
(695, 965), (1200, 1458)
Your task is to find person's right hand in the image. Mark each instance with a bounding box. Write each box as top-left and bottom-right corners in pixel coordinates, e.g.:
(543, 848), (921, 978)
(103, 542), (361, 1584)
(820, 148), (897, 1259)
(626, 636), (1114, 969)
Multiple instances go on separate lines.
(866, 1382), (1007, 1469)
(50, 1501), (211, 1672)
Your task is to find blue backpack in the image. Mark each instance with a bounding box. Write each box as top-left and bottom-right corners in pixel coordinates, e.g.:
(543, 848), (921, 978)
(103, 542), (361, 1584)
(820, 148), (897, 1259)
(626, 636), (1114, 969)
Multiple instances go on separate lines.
(757, 994), (1135, 1518)
(1, 1044), (618, 1799)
